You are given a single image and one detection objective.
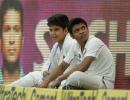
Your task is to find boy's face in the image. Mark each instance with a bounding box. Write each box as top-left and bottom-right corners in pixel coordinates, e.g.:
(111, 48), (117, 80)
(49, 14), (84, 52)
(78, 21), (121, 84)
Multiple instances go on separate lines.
(72, 23), (89, 43)
(1, 9), (23, 63)
(49, 25), (67, 44)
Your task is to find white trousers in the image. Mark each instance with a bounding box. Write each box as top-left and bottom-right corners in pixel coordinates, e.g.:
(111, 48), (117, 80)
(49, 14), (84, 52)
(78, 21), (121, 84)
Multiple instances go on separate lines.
(64, 71), (106, 89)
(10, 71), (44, 87)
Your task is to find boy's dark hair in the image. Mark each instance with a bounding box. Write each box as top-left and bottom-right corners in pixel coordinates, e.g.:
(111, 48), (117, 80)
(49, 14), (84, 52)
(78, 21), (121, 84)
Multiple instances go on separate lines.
(68, 18), (88, 38)
(47, 14), (69, 29)
(0, 0), (23, 38)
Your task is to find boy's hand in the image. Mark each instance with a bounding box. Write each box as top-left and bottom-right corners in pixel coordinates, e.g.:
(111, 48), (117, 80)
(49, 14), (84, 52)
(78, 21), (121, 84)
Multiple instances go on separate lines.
(37, 80), (49, 88)
(48, 79), (61, 88)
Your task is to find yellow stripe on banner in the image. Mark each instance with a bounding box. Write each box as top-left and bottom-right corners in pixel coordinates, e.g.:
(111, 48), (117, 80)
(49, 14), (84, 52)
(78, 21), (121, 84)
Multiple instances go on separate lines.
(1, 85), (130, 100)
(97, 89), (130, 100)
(62, 90), (98, 100)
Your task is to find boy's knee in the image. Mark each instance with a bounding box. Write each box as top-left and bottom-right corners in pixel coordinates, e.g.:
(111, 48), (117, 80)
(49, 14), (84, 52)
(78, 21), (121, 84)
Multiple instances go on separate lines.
(68, 71), (82, 81)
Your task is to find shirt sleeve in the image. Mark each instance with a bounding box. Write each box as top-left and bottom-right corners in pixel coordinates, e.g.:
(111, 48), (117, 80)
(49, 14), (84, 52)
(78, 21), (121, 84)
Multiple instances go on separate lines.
(85, 38), (104, 58)
(63, 43), (76, 64)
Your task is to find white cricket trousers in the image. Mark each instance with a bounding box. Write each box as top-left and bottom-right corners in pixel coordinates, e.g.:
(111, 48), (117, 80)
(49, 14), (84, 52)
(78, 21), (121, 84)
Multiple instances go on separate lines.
(64, 71), (107, 89)
(10, 71), (43, 87)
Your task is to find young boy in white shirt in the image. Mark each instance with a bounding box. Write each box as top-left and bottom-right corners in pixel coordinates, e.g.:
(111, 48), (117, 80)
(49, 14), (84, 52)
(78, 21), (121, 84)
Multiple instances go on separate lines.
(10, 14), (77, 87)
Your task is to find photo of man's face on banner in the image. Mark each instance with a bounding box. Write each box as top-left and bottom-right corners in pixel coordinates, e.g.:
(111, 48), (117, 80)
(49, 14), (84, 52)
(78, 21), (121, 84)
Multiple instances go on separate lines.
(0, 0), (130, 89)
(0, 0), (47, 84)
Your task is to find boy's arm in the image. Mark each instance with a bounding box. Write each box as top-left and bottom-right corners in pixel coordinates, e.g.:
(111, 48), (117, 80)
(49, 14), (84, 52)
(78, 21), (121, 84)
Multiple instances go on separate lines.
(38, 61), (69, 88)
(56, 56), (94, 82)
(41, 43), (59, 76)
